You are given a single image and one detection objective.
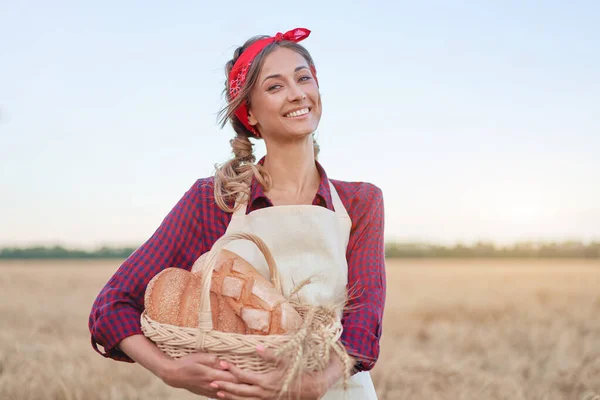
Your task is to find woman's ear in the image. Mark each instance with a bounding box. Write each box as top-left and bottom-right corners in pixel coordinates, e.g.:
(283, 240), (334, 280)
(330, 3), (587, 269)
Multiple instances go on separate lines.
(248, 109), (258, 127)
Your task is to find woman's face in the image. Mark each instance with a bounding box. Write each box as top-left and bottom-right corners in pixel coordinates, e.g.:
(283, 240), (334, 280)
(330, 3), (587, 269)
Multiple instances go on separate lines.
(247, 47), (321, 140)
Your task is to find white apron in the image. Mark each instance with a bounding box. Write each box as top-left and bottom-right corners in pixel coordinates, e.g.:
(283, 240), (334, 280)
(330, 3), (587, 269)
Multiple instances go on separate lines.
(218, 180), (378, 399)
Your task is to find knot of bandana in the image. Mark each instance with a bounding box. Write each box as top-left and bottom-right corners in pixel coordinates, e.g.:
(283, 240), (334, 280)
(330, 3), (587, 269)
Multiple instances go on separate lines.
(228, 27), (315, 137)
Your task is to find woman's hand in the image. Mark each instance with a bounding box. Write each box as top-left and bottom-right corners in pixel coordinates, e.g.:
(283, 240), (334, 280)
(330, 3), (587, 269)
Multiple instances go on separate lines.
(119, 334), (240, 398)
(210, 346), (345, 400)
(160, 352), (241, 398)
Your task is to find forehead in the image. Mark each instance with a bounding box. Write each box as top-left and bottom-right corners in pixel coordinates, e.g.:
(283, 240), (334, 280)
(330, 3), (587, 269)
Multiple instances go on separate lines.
(258, 47), (308, 77)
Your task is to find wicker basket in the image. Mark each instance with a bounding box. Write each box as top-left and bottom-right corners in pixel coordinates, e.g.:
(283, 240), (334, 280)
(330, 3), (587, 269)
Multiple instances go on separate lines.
(141, 231), (345, 374)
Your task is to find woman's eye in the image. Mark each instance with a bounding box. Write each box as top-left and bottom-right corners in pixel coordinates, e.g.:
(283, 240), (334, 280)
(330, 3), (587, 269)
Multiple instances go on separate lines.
(267, 84), (282, 91)
(299, 76), (312, 82)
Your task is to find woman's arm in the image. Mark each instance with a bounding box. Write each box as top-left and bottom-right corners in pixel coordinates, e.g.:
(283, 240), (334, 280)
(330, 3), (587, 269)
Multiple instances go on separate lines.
(88, 180), (204, 361)
(88, 179), (242, 396)
(118, 334), (175, 378)
(341, 183), (386, 372)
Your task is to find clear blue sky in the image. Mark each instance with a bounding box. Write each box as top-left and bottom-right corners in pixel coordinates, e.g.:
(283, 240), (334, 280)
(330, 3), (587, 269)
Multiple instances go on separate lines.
(1, 1), (599, 248)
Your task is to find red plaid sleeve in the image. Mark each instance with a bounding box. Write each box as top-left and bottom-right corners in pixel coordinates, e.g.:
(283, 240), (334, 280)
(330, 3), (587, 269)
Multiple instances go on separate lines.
(88, 180), (205, 361)
(340, 183), (386, 372)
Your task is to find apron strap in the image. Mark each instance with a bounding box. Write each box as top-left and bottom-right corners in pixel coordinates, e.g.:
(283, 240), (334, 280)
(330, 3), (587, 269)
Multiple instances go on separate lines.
(231, 196), (248, 220)
(328, 180), (350, 221)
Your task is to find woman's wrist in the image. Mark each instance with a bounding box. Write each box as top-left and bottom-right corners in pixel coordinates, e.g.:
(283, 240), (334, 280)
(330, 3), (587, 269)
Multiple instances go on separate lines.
(154, 357), (175, 382)
(118, 334), (174, 380)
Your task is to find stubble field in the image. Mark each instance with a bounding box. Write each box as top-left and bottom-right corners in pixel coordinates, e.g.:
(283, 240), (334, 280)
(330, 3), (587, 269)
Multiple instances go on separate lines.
(1, 259), (599, 400)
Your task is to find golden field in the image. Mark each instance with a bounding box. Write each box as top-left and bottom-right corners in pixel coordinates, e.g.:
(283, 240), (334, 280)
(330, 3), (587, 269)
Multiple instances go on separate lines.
(1, 259), (599, 400)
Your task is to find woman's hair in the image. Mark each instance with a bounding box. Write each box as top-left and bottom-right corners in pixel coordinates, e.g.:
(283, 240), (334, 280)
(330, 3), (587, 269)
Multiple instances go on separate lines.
(213, 36), (321, 212)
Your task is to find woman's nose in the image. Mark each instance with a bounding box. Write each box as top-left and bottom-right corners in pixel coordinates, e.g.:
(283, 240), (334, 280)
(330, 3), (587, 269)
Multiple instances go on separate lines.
(287, 82), (306, 101)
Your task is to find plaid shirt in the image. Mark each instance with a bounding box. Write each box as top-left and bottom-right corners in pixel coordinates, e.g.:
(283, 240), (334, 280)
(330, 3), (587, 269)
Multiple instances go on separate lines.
(88, 158), (386, 372)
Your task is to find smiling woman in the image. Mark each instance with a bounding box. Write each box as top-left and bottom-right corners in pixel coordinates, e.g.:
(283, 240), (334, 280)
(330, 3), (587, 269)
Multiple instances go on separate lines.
(89, 27), (385, 400)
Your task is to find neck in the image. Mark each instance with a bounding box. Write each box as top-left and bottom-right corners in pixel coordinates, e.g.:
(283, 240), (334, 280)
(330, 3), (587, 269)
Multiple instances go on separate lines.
(262, 135), (320, 199)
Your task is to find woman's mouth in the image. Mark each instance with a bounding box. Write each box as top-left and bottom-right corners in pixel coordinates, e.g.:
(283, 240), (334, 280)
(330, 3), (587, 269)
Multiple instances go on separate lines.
(284, 108), (310, 118)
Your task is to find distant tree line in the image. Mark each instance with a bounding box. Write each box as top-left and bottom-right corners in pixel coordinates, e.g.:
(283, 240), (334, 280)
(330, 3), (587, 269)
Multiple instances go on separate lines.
(1, 241), (599, 259)
(0, 246), (137, 259)
(385, 241), (600, 259)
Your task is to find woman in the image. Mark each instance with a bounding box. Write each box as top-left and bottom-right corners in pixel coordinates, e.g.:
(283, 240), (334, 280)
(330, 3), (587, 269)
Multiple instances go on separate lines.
(89, 27), (386, 400)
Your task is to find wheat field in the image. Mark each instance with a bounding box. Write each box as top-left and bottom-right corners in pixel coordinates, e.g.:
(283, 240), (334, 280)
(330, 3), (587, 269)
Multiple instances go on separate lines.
(1, 259), (599, 400)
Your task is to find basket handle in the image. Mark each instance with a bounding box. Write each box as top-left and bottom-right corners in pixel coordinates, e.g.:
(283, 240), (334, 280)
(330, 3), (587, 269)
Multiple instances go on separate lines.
(196, 231), (282, 333)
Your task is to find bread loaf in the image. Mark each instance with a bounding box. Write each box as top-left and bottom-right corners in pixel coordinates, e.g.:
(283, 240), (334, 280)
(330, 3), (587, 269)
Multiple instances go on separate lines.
(144, 267), (246, 333)
(144, 249), (303, 335)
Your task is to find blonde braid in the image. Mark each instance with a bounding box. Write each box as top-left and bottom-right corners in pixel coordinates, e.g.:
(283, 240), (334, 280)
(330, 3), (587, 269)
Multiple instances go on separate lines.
(213, 134), (270, 212)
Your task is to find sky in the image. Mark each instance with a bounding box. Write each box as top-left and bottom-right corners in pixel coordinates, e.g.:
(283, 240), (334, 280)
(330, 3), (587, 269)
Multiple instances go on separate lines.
(1, 1), (599, 248)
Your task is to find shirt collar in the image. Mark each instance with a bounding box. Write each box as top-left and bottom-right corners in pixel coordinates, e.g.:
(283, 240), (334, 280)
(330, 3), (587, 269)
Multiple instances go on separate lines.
(248, 156), (334, 211)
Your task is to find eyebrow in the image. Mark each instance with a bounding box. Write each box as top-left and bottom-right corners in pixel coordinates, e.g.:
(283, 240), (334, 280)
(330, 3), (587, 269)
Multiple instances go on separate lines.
(262, 66), (309, 84)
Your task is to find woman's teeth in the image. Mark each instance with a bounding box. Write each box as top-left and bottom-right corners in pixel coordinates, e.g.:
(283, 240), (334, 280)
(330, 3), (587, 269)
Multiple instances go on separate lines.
(285, 108), (309, 118)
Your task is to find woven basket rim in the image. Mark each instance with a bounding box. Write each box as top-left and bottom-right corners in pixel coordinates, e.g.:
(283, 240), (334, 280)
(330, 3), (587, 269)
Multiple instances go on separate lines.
(140, 309), (342, 340)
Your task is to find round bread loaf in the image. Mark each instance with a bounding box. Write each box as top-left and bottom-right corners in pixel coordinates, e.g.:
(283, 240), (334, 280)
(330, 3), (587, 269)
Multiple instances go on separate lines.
(144, 249), (303, 335)
(144, 267), (245, 333)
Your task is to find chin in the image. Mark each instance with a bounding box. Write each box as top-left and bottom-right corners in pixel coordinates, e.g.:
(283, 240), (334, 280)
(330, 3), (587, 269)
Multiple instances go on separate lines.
(266, 119), (320, 139)
(287, 120), (320, 136)
(290, 127), (318, 137)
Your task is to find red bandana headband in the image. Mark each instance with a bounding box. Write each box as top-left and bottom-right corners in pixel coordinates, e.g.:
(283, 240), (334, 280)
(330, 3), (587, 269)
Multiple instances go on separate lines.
(228, 27), (317, 137)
